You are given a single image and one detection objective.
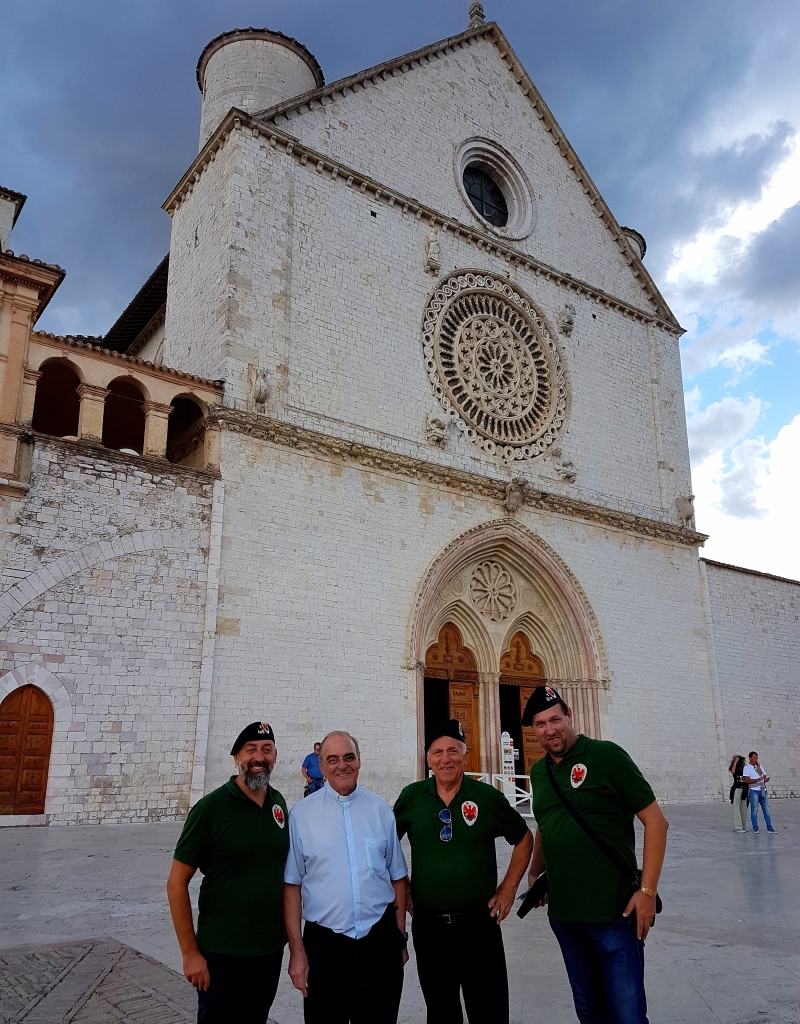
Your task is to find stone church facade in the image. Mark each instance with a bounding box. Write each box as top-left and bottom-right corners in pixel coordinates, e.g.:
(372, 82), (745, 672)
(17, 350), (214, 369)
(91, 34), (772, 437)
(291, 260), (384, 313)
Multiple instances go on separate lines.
(0, 9), (797, 825)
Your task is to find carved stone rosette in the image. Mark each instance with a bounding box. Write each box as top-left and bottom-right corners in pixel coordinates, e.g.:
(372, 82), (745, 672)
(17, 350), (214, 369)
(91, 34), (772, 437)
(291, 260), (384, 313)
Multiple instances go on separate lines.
(469, 560), (517, 621)
(421, 271), (569, 462)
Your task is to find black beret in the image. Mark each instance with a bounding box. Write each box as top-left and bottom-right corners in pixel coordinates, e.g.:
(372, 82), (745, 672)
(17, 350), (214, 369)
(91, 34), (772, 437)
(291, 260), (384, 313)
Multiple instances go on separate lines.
(425, 719), (466, 752)
(521, 686), (564, 727)
(230, 721), (276, 755)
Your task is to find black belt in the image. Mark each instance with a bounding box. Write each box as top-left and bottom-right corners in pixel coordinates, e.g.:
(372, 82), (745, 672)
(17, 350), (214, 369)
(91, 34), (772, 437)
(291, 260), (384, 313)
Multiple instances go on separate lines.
(416, 905), (489, 924)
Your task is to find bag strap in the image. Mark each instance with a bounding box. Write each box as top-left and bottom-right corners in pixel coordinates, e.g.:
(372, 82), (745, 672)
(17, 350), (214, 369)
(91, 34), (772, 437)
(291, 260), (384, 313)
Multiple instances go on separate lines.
(545, 756), (638, 886)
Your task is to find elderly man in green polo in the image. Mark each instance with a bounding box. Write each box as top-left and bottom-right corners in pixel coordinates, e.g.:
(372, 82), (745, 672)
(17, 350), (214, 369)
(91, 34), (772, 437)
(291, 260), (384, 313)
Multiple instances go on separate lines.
(394, 719), (533, 1023)
(523, 685), (668, 1024)
(167, 721), (289, 1024)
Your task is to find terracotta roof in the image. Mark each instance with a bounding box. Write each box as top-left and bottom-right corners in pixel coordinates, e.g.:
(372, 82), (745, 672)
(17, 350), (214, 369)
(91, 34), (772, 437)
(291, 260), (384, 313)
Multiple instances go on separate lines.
(103, 255), (168, 353)
(196, 28), (324, 93)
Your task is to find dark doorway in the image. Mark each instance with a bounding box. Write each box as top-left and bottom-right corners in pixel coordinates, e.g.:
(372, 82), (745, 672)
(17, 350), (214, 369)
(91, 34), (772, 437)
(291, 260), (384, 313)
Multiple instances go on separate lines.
(31, 362), (80, 438)
(499, 683), (524, 774)
(103, 379), (146, 454)
(423, 677), (449, 744)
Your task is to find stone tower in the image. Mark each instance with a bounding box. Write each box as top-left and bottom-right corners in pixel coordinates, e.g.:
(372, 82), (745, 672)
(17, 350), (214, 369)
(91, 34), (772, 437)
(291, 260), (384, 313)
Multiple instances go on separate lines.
(196, 28), (324, 149)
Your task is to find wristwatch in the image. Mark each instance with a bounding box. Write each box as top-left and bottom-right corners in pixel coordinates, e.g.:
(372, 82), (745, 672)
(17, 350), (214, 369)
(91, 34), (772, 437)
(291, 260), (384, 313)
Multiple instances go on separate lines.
(639, 886), (657, 898)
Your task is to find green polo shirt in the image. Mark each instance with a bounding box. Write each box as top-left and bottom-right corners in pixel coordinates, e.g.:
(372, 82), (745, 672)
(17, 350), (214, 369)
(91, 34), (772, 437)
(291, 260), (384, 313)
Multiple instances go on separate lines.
(174, 779), (290, 956)
(394, 775), (529, 915)
(530, 735), (655, 923)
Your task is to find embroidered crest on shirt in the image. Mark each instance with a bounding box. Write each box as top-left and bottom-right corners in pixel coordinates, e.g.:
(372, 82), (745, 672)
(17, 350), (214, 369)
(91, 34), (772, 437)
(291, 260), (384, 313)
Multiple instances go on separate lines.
(462, 800), (478, 825)
(272, 804), (285, 828)
(570, 763), (587, 788)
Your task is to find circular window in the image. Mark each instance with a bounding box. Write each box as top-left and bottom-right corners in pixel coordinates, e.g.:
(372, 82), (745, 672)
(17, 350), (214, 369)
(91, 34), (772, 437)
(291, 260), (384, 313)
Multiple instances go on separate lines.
(463, 166), (508, 228)
(455, 139), (536, 240)
(422, 272), (569, 462)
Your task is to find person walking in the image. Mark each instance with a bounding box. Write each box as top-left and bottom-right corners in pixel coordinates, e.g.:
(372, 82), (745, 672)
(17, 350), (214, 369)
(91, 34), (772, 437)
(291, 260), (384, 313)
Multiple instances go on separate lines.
(743, 751), (776, 833)
(523, 686), (668, 1024)
(394, 720), (533, 1024)
(167, 721), (289, 1023)
(728, 755), (749, 833)
(284, 730), (409, 1023)
(301, 742), (324, 796)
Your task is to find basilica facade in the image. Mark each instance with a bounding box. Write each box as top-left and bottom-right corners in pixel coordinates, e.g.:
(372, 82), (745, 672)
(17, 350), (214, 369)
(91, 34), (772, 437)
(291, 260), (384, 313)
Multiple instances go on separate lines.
(0, 8), (797, 825)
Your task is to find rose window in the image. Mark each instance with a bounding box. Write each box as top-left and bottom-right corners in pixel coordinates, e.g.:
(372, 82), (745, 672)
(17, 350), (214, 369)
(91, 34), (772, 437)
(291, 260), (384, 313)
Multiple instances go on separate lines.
(422, 272), (568, 461)
(470, 561), (517, 621)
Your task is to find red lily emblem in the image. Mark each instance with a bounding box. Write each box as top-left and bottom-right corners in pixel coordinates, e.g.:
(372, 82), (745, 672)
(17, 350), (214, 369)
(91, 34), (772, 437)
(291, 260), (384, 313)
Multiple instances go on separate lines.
(462, 800), (478, 825)
(272, 804), (285, 828)
(570, 763), (587, 788)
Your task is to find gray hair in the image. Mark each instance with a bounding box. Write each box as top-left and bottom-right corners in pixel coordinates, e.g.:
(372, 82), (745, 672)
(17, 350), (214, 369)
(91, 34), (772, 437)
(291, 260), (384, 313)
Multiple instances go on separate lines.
(320, 731), (361, 757)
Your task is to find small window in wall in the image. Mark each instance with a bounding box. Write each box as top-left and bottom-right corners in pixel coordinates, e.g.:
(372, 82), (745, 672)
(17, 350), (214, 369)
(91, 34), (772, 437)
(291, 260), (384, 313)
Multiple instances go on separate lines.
(463, 165), (509, 227)
(31, 362), (80, 438)
(102, 378), (146, 454)
(167, 396), (204, 466)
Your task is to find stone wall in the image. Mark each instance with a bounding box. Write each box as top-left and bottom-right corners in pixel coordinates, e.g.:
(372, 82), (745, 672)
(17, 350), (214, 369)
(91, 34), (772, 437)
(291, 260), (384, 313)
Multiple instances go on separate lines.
(704, 560), (800, 799)
(0, 438), (214, 823)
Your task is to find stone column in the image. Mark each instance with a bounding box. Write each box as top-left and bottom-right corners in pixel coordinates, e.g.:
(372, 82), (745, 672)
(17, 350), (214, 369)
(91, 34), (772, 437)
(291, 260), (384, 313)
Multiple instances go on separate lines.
(203, 420), (221, 473)
(18, 367), (41, 426)
(77, 384), (108, 442)
(142, 401), (173, 459)
(0, 289), (38, 426)
(479, 672), (501, 775)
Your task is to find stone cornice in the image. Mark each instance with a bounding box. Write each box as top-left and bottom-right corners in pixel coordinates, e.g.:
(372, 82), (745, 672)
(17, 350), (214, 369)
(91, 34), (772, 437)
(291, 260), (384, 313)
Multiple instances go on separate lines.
(29, 330), (224, 391)
(245, 21), (679, 330)
(0, 252), (65, 321)
(211, 407), (707, 548)
(164, 112), (681, 335)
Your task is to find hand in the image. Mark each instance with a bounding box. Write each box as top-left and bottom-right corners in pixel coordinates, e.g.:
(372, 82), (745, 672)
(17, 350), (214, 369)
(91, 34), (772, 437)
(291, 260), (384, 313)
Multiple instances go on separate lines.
(623, 890), (656, 940)
(288, 946), (310, 997)
(487, 882), (516, 923)
(182, 950), (210, 991)
(406, 891), (414, 917)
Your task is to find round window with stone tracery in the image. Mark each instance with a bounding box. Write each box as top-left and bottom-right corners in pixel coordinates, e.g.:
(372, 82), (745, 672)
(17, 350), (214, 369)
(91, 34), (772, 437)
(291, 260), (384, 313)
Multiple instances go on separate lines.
(422, 272), (569, 461)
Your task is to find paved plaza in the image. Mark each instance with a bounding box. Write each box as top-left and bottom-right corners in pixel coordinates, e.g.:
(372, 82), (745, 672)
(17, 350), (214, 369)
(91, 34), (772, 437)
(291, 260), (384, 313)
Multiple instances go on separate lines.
(0, 801), (798, 1024)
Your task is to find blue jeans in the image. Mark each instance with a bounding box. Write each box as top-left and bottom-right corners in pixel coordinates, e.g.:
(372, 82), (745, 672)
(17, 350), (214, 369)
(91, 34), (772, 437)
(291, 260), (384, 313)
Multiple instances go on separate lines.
(749, 788), (773, 830)
(550, 916), (648, 1024)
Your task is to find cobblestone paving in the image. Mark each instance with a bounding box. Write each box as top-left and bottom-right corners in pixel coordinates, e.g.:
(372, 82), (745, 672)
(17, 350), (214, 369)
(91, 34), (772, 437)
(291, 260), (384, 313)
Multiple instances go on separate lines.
(0, 940), (193, 1024)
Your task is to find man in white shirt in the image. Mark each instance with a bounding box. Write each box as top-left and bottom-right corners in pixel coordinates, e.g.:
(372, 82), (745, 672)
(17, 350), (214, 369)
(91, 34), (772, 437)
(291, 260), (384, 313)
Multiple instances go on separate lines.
(743, 751), (777, 833)
(284, 730), (409, 1023)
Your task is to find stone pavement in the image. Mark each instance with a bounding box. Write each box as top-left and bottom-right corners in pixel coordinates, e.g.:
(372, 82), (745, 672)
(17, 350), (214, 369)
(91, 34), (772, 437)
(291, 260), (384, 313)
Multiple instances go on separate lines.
(0, 801), (798, 1024)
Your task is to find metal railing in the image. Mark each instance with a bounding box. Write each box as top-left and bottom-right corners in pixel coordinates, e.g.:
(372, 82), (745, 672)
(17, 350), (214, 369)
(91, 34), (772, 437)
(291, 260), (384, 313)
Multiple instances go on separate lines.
(465, 772), (534, 818)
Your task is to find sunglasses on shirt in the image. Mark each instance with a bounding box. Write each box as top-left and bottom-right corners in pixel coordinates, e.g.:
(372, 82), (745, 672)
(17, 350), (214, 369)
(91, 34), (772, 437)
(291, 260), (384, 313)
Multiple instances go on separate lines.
(438, 808), (452, 842)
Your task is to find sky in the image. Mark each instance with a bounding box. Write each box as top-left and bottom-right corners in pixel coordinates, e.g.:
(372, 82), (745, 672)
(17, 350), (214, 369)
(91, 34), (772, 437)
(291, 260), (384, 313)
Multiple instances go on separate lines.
(1, 0), (798, 579)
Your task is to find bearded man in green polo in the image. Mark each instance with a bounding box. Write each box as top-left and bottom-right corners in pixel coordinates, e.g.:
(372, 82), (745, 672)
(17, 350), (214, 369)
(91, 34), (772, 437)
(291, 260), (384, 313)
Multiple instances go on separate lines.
(524, 686), (668, 1024)
(394, 720), (533, 1023)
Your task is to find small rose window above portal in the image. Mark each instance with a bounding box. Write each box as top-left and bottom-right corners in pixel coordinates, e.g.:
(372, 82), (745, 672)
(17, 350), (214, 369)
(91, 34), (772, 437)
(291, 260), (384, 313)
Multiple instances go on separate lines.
(463, 166), (509, 228)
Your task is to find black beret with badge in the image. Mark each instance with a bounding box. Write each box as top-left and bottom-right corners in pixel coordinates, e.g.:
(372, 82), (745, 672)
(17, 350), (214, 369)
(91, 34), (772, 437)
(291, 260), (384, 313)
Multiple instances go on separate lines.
(425, 719), (466, 752)
(230, 721), (276, 755)
(521, 685), (564, 728)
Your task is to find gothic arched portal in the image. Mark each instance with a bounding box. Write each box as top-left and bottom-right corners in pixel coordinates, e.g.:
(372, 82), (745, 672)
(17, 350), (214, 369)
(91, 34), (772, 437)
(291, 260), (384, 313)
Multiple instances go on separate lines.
(0, 684), (54, 815)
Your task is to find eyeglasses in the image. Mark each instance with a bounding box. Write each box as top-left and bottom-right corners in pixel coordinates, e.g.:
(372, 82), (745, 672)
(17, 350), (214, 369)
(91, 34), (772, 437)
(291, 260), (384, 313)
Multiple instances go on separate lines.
(325, 753), (358, 766)
(438, 808), (452, 842)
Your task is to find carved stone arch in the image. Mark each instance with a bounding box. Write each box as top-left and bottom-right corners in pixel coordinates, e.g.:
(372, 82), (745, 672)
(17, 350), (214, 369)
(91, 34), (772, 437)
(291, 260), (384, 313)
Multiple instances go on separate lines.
(409, 518), (608, 776)
(0, 664), (72, 821)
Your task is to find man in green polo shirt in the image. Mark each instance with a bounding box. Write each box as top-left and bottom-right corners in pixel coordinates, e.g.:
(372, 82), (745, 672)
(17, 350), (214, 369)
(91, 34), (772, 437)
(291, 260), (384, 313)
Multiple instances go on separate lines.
(394, 719), (533, 1023)
(166, 721), (290, 1023)
(524, 686), (668, 1024)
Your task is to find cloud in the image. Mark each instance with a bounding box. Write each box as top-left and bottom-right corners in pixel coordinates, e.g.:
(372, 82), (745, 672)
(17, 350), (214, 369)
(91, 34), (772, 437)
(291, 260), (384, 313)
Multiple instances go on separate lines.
(722, 200), (800, 307)
(694, 413), (800, 579)
(686, 393), (763, 464)
(716, 438), (768, 518)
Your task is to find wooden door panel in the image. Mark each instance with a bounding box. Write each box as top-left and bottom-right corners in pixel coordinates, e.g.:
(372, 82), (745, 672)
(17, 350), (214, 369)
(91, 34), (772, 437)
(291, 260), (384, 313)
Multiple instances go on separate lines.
(0, 685), (53, 815)
(449, 681), (481, 774)
(520, 685), (545, 773)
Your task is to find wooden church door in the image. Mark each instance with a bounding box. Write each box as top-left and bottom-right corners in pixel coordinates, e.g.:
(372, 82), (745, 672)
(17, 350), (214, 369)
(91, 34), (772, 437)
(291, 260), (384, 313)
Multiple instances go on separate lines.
(0, 685), (54, 815)
(425, 623), (481, 773)
(499, 632), (546, 775)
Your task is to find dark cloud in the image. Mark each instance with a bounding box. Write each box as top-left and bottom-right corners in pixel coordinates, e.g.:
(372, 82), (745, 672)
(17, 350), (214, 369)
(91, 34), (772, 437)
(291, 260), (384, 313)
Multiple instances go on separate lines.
(0, 0), (798, 334)
(721, 201), (800, 307)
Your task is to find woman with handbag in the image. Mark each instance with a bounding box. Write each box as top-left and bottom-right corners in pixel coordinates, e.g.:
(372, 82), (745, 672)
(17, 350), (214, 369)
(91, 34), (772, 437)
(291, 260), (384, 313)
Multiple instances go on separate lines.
(728, 755), (749, 833)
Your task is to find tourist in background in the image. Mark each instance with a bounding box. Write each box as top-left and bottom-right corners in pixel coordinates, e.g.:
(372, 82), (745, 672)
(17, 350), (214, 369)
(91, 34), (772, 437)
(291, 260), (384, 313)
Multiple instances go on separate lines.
(743, 751), (777, 833)
(728, 755), (749, 833)
(302, 742), (324, 797)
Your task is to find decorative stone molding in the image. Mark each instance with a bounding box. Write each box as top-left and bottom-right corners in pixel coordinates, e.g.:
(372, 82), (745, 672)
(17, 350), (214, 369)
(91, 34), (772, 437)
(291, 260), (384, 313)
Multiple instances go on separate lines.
(208, 407), (708, 548)
(454, 137), (536, 240)
(164, 111), (681, 335)
(557, 303), (576, 338)
(469, 2), (486, 28)
(252, 368), (270, 411)
(425, 413), (449, 448)
(470, 560), (517, 620)
(675, 494), (696, 530)
(422, 271), (569, 462)
(503, 478), (527, 515)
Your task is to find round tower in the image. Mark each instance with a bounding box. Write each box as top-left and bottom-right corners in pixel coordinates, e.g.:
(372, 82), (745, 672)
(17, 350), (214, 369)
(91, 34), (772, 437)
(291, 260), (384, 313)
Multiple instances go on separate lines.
(196, 28), (324, 149)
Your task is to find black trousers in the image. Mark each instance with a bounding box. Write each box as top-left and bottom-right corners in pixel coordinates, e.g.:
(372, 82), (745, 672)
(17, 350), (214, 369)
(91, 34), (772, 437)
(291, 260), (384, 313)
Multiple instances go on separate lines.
(197, 949), (282, 1024)
(412, 908), (509, 1024)
(303, 904), (405, 1023)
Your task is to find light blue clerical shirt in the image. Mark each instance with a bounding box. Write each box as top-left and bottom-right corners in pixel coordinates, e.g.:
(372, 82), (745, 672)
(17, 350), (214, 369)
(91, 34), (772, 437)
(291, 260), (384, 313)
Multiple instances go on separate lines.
(284, 784), (408, 939)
